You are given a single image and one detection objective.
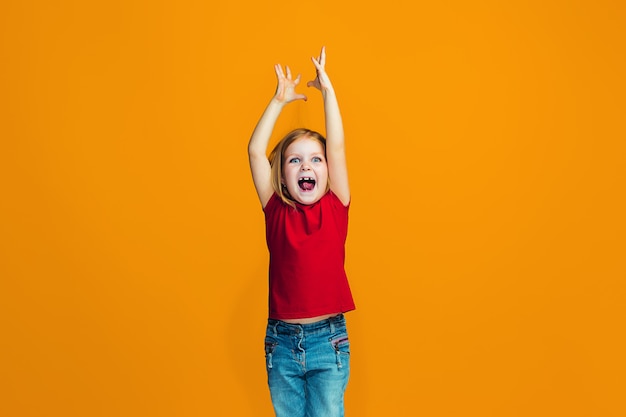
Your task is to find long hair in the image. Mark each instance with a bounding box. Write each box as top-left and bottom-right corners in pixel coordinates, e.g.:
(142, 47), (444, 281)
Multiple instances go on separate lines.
(268, 128), (328, 209)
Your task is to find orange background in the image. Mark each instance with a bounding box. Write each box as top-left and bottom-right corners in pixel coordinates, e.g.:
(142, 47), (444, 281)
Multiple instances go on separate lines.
(1, 1), (625, 416)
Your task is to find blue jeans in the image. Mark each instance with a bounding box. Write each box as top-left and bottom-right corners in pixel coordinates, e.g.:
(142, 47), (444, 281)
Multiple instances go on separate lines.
(264, 314), (350, 417)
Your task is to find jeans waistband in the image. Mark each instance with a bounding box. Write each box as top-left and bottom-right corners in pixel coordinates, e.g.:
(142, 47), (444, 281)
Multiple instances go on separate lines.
(267, 314), (346, 335)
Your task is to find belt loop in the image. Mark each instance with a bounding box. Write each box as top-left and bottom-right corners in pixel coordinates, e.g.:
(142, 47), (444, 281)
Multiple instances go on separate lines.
(329, 317), (335, 334)
(272, 321), (278, 337)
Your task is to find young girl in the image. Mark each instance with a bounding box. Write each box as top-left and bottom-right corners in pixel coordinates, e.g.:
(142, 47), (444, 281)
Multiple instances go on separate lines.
(248, 47), (355, 417)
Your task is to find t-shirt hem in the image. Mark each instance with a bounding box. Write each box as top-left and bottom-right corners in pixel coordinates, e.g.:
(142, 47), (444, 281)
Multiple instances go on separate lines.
(269, 305), (356, 321)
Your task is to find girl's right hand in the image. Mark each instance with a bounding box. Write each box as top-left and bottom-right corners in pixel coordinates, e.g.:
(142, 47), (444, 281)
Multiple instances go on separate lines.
(273, 64), (307, 104)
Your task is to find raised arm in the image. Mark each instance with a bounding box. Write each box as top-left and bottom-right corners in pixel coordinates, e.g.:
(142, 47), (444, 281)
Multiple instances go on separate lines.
(307, 46), (350, 206)
(248, 64), (307, 208)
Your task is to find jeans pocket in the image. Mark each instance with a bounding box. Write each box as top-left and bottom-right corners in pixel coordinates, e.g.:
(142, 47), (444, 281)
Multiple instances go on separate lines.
(264, 338), (278, 370)
(329, 333), (350, 369)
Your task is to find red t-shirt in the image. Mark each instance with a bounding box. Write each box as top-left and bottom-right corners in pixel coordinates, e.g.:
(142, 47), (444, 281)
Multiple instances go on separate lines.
(264, 191), (356, 320)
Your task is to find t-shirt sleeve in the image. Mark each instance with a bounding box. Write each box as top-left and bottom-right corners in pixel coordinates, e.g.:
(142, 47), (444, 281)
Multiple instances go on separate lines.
(263, 193), (280, 214)
(328, 190), (350, 210)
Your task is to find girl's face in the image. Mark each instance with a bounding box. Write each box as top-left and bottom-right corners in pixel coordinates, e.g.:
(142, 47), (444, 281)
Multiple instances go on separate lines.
(282, 137), (328, 205)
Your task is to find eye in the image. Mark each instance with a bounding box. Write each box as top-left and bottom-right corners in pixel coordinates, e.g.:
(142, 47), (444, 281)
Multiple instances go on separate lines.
(312, 156), (323, 163)
(288, 157), (300, 164)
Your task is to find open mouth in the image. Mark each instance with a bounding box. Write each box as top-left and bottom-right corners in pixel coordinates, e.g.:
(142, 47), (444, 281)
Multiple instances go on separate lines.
(298, 177), (316, 191)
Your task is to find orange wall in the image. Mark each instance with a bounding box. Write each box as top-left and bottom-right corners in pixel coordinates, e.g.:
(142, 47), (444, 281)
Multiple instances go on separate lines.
(1, 1), (625, 416)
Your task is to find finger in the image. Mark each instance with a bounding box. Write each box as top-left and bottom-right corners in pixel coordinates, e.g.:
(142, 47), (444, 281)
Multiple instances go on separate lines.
(275, 64), (285, 78)
(310, 56), (322, 71)
(320, 46), (326, 66)
(294, 73), (301, 84)
(296, 93), (307, 101)
(286, 65), (292, 80)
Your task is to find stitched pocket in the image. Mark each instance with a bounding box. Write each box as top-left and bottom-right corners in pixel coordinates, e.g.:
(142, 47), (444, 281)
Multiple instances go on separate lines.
(264, 338), (278, 369)
(329, 333), (350, 369)
(329, 335), (350, 354)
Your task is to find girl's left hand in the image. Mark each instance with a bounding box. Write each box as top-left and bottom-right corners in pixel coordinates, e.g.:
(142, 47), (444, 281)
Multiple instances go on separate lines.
(307, 46), (333, 92)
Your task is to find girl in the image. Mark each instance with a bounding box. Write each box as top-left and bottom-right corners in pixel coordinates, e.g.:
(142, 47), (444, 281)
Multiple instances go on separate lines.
(248, 47), (355, 417)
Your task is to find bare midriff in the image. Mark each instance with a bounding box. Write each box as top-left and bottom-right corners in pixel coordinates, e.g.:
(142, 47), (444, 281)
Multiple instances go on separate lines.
(280, 313), (340, 325)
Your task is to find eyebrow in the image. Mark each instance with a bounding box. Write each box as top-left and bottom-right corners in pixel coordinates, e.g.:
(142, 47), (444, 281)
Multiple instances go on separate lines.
(284, 150), (326, 159)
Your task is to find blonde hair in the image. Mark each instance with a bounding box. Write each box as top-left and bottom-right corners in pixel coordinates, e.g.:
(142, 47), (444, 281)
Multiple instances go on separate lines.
(268, 128), (328, 209)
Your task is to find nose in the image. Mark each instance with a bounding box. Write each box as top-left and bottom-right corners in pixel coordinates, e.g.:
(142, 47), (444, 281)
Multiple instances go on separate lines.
(301, 163), (311, 171)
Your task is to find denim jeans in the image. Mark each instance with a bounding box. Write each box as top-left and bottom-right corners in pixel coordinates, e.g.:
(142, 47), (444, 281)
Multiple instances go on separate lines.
(264, 314), (350, 417)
